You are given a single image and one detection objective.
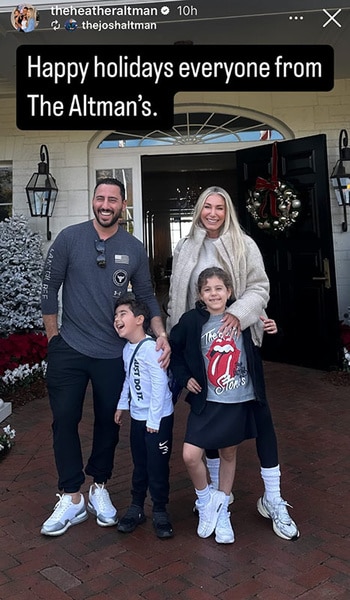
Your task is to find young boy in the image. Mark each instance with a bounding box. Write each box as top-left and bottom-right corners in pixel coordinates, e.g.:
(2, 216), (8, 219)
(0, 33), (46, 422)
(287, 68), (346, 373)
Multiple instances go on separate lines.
(114, 296), (174, 539)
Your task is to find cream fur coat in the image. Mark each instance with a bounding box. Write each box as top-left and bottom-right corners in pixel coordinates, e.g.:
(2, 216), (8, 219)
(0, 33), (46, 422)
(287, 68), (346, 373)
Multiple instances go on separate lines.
(166, 227), (270, 346)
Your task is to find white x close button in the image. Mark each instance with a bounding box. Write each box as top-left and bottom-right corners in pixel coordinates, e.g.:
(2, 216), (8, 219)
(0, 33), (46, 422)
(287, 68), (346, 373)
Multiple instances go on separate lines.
(322, 8), (342, 28)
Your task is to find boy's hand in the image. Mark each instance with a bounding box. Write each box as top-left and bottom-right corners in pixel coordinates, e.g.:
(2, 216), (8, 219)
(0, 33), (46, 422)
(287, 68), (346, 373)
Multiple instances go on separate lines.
(147, 427), (159, 433)
(186, 377), (202, 394)
(115, 409), (123, 425)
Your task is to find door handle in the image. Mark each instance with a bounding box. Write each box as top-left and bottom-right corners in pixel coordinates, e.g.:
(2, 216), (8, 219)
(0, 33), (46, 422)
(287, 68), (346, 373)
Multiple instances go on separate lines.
(312, 258), (331, 289)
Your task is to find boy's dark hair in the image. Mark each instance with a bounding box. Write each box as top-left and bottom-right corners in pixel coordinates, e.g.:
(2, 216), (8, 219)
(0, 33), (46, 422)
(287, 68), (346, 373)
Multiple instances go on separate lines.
(114, 295), (151, 332)
(197, 267), (233, 294)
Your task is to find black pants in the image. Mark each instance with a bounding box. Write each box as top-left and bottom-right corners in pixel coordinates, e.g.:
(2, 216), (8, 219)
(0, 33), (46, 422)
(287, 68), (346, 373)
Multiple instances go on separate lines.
(130, 413), (174, 512)
(253, 401), (279, 468)
(206, 402), (278, 468)
(46, 335), (125, 492)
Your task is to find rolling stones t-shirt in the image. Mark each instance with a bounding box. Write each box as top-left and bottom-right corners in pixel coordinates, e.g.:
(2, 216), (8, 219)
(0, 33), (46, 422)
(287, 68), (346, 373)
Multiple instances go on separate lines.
(201, 313), (255, 404)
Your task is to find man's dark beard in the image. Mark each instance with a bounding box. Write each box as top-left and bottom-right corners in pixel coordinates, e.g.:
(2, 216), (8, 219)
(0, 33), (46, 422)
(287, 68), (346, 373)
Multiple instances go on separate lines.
(93, 207), (123, 228)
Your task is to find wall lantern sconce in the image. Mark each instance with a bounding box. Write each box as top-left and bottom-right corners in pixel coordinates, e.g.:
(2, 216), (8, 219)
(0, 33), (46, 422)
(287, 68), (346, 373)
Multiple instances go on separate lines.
(25, 145), (58, 240)
(330, 129), (350, 232)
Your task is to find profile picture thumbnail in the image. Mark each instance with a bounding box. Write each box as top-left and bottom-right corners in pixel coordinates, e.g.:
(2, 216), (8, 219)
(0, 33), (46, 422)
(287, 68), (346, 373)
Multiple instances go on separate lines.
(65, 18), (78, 32)
(11, 4), (39, 33)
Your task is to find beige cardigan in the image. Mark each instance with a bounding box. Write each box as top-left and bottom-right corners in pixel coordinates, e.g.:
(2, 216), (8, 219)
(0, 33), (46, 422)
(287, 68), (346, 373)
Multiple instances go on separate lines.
(166, 227), (270, 346)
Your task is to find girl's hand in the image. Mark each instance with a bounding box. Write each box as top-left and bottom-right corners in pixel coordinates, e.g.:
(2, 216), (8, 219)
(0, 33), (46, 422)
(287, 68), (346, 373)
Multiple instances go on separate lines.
(186, 377), (202, 394)
(147, 427), (159, 433)
(260, 316), (278, 334)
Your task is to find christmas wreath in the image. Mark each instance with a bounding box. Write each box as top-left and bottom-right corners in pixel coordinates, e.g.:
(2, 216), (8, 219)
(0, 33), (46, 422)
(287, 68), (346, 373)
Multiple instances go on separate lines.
(246, 142), (301, 233)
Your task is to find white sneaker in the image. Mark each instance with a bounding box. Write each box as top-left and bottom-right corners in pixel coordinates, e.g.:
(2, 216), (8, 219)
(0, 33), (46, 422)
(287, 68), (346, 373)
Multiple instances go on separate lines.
(193, 490), (234, 514)
(197, 489), (225, 538)
(88, 483), (118, 526)
(215, 507), (235, 544)
(210, 483), (234, 505)
(257, 496), (300, 540)
(41, 493), (88, 536)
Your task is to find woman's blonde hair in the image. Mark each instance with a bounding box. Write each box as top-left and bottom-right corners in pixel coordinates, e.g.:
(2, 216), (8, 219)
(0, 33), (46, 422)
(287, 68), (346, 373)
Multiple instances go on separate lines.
(188, 186), (246, 262)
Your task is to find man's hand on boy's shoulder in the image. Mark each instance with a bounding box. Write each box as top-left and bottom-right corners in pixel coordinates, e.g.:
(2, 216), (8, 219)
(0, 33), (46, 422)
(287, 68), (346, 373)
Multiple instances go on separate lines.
(155, 335), (171, 370)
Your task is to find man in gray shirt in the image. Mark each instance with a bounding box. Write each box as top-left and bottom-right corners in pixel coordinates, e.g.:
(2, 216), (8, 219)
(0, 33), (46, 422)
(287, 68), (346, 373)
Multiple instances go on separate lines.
(40, 177), (170, 536)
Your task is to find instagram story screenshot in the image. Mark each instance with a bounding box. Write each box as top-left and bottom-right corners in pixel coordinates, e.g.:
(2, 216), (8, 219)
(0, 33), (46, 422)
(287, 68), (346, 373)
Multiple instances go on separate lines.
(0, 2), (350, 598)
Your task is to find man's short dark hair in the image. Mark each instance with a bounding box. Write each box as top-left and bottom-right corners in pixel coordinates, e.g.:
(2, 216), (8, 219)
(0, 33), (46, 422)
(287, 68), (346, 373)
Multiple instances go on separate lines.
(114, 295), (151, 332)
(94, 178), (125, 201)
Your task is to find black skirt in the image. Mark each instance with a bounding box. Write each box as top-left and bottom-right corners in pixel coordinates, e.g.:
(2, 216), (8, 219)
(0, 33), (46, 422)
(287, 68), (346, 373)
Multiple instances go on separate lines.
(184, 400), (257, 449)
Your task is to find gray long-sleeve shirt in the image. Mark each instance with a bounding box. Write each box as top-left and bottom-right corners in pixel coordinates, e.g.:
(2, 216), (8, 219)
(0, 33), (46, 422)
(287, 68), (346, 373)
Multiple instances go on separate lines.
(41, 220), (160, 359)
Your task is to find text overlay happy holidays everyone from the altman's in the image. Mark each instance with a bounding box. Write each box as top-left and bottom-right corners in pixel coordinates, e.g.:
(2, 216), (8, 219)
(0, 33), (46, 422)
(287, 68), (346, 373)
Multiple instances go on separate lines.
(17, 45), (334, 130)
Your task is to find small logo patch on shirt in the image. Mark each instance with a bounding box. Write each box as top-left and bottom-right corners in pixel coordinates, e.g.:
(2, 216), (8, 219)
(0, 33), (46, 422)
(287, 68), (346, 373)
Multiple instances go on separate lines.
(113, 269), (127, 286)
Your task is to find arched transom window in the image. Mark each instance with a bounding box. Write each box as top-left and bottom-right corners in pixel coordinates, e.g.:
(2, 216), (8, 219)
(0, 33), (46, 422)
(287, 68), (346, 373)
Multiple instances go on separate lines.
(98, 111), (284, 148)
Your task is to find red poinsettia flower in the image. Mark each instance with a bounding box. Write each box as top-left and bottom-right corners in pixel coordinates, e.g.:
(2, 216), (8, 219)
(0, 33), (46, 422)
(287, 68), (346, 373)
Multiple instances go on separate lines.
(0, 332), (48, 377)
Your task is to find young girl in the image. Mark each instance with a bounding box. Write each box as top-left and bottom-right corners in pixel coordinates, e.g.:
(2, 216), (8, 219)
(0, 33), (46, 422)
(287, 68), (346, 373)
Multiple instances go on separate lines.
(167, 186), (299, 542)
(169, 267), (260, 544)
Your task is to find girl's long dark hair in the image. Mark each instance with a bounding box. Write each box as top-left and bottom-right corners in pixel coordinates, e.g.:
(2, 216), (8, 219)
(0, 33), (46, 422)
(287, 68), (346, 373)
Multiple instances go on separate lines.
(197, 267), (233, 295)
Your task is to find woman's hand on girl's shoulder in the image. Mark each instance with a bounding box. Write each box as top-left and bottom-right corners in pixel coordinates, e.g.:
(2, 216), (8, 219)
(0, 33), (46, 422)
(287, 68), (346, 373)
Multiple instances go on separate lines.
(219, 312), (241, 339)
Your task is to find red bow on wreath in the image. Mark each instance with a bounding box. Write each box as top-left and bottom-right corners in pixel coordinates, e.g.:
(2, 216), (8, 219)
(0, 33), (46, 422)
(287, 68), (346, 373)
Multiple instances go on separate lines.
(254, 142), (279, 218)
(246, 144), (301, 233)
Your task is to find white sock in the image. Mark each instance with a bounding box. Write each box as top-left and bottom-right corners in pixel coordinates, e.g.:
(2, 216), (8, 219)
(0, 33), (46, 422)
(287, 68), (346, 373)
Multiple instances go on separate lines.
(260, 465), (281, 503)
(195, 485), (211, 507)
(222, 494), (230, 511)
(206, 457), (220, 489)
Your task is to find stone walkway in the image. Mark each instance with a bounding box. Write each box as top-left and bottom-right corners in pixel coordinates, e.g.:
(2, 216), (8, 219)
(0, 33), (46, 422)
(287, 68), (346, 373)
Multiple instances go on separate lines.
(0, 362), (349, 599)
